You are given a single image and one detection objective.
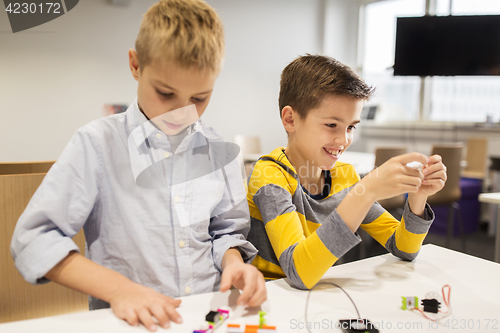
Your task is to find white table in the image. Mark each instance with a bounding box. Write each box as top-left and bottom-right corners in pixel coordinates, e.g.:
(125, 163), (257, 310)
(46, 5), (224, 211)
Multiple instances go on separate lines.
(478, 192), (500, 263)
(1, 244), (499, 333)
(338, 151), (375, 176)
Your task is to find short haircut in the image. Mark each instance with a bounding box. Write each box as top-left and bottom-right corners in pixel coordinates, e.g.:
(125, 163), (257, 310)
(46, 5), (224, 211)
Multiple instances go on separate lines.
(279, 54), (375, 119)
(135, 0), (225, 72)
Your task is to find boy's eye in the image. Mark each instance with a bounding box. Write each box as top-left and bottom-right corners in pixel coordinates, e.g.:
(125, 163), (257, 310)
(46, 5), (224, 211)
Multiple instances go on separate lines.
(156, 90), (173, 98)
(326, 124), (337, 128)
(192, 97), (206, 103)
(348, 125), (357, 130)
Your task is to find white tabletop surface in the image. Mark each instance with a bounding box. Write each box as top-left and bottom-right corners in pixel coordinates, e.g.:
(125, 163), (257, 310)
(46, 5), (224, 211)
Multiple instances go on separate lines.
(478, 193), (500, 262)
(1, 244), (499, 333)
(479, 192), (500, 205)
(337, 151), (375, 176)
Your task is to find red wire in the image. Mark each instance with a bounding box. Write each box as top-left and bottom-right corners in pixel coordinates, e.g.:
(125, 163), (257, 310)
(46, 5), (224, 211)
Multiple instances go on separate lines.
(438, 285), (451, 314)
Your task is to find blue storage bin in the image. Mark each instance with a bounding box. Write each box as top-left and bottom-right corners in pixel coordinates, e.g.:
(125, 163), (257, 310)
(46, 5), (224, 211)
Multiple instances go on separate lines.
(429, 178), (482, 236)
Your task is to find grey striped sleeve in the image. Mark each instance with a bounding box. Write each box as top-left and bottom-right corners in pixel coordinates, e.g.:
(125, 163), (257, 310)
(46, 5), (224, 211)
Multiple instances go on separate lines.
(316, 209), (362, 259)
(402, 200), (434, 234)
(247, 217), (280, 267)
(278, 243), (308, 290)
(385, 200), (434, 261)
(253, 184), (296, 224)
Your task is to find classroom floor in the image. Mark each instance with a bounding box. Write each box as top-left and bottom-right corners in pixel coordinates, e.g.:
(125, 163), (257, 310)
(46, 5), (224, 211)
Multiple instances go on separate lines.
(423, 223), (495, 262)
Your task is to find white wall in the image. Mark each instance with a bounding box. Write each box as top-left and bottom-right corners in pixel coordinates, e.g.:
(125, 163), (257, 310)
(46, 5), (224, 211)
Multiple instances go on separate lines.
(323, 0), (361, 70)
(0, 0), (358, 161)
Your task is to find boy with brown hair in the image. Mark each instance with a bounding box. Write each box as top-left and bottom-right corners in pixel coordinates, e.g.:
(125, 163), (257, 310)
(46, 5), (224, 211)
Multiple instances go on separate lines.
(247, 55), (447, 289)
(11, 0), (266, 331)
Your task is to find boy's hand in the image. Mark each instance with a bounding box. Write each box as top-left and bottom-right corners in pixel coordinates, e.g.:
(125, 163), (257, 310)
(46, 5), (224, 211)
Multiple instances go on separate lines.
(220, 249), (267, 307)
(412, 154), (447, 198)
(109, 282), (182, 331)
(406, 154), (447, 216)
(362, 152), (428, 202)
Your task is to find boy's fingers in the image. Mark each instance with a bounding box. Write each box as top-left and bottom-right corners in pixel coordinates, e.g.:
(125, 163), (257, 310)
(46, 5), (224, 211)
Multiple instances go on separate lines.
(247, 275), (267, 307)
(423, 162), (447, 175)
(403, 167), (424, 180)
(168, 298), (182, 307)
(219, 270), (234, 292)
(427, 154), (443, 164)
(424, 169), (447, 180)
(137, 308), (156, 332)
(400, 174), (423, 187)
(164, 304), (182, 324)
(423, 171), (447, 183)
(150, 304), (170, 329)
(123, 308), (139, 327)
(423, 179), (446, 185)
(401, 184), (420, 193)
(237, 272), (257, 306)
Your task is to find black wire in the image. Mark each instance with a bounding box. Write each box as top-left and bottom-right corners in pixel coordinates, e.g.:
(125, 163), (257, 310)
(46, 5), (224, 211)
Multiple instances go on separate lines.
(304, 282), (361, 333)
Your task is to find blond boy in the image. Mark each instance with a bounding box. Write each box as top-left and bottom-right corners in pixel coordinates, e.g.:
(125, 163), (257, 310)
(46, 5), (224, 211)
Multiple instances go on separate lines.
(11, 1), (266, 331)
(247, 55), (447, 289)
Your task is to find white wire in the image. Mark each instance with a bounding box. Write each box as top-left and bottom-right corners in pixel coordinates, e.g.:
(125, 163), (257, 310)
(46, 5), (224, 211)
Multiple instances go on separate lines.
(304, 282), (361, 333)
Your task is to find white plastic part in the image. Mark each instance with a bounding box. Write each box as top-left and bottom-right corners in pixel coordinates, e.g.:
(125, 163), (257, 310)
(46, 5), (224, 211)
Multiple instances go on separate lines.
(406, 161), (424, 170)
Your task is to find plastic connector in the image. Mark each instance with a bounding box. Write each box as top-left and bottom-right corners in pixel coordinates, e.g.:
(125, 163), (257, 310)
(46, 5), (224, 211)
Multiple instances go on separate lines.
(259, 311), (267, 328)
(401, 296), (419, 310)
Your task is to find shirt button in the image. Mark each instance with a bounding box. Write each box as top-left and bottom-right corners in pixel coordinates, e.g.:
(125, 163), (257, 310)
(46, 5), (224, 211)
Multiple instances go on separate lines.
(185, 286), (191, 294)
(156, 133), (162, 139)
(174, 196), (181, 203)
(164, 152), (170, 158)
(178, 240), (185, 248)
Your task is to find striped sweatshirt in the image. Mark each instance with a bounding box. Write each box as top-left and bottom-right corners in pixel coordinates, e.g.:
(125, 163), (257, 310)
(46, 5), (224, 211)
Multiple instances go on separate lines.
(247, 147), (434, 290)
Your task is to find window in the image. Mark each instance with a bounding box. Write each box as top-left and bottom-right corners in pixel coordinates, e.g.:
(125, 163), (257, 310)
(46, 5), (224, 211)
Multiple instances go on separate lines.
(362, 0), (500, 123)
(362, 0), (425, 122)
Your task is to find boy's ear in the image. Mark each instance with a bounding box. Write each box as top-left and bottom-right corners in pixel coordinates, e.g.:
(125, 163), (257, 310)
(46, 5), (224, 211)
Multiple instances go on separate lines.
(281, 106), (297, 133)
(129, 49), (140, 81)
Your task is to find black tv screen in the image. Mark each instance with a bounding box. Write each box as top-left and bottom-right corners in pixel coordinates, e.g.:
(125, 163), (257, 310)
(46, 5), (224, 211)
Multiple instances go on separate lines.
(394, 15), (500, 76)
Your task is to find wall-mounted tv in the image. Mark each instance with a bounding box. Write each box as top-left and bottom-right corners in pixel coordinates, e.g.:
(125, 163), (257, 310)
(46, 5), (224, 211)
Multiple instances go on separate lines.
(394, 15), (500, 76)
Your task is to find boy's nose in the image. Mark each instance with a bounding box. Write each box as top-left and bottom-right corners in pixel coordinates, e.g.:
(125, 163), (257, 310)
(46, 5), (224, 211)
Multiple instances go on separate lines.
(164, 104), (198, 123)
(168, 102), (190, 113)
(335, 132), (349, 146)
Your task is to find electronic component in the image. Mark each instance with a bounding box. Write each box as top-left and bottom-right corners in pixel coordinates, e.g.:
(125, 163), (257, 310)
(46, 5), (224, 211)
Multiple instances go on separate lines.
(226, 324), (276, 333)
(421, 299), (441, 313)
(194, 324), (213, 333)
(400, 285), (452, 322)
(206, 311), (220, 325)
(401, 296), (419, 310)
(226, 311), (275, 333)
(195, 308), (231, 333)
(338, 319), (379, 333)
(258, 311), (266, 328)
(218, 308), (230, 318)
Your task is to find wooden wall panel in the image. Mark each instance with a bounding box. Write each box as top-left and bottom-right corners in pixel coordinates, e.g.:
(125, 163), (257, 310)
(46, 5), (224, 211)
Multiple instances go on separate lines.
(0, 161), (55, 175)
(0, 173), (88, 323)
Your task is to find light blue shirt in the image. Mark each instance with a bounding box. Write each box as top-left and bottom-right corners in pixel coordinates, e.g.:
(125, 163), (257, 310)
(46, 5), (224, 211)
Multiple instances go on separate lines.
(10, 99), (257, 309)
